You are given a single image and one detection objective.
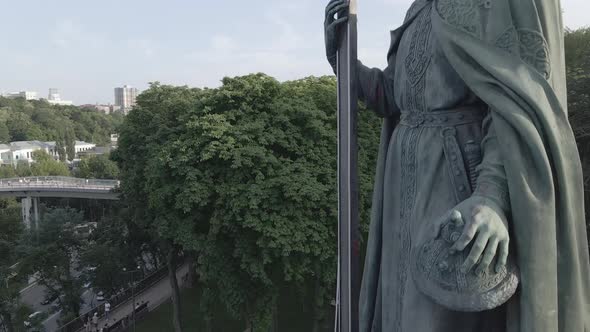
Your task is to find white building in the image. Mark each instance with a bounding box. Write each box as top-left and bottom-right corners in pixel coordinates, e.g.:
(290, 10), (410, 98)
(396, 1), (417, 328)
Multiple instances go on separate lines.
(93, 105), (112, 114)
(0, 140), (96, 166)
(74, 141), (96, 154)
(3, 91), (38, 100)
(114, 85), (138, 115)
(0, 141), (53, 166)
(81, 104), (111, 114)
(46, 88), (73, 106)
(0, 144), (12, 165)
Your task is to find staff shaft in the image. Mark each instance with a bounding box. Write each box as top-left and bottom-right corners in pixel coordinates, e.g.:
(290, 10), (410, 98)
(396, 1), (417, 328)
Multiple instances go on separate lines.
(336, 1), (360, 331)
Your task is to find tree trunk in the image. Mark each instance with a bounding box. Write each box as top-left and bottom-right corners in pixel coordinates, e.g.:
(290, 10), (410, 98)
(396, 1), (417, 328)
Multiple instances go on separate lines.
(1, 312), (14, 332)
(243, 304), (252, 332)
(270, 300), (279, 332)
(186, 252), (197, 288)
(151, 247), (160, 270)
(311, 264), (323, 332)
(167, 248), (182, 332)
(204, 317), (213, 332)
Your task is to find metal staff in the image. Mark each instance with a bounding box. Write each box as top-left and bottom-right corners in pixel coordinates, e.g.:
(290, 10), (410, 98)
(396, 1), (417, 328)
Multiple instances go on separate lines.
(336, 1), (360, 332)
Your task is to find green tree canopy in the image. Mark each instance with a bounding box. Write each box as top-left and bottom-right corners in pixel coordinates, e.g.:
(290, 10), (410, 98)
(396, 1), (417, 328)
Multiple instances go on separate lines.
(80, 210), (154, 296)
(0, 198), (25, 332)
(29, 150), (70, 176)
(77, 154), (119, 179)
(20, 208), (86, 317)
(0, 97), (123, 146)
(565, 27), (590, 116)
(564, 27), (590, 243)
(115, 76), (381, 331)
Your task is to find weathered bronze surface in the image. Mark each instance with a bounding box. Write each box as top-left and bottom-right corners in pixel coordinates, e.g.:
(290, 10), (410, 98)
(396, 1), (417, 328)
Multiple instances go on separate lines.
(324, 0), (590, 331)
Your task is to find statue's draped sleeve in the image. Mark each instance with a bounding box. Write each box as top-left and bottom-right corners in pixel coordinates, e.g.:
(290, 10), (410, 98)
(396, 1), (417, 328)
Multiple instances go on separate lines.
(431, 0), (590, 330)
(357, 60), (398, 117)
(473, 113), (510, 213)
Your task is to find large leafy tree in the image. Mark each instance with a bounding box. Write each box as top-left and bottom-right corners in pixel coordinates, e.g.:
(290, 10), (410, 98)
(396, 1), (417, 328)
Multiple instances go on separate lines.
(76, 154), (120, 179)
(113, 84), (193, 332)
(5, 112), (44, 142)
(29, 150), (70, 176)
(191, 75), (379, 331)
(20, 208), (86, 317)
(0, 151), (69, 178)
(0, 199), (25, 332)
(80, 207), (159, 296)
(115, 76), (381, 331)
(64, 129), (76, 162)
(0, 122), (10, 143)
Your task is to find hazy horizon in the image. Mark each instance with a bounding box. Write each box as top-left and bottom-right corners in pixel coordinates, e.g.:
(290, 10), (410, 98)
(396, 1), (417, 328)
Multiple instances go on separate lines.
(1, 0), (588, 105)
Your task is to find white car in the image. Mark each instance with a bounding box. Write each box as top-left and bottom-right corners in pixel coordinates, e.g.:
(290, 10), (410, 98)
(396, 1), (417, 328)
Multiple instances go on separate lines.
(24, 311), (44, 327)
(96, 291), (105, 301)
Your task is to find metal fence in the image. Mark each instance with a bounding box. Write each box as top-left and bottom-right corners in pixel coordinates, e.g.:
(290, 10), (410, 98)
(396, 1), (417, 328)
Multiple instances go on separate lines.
(95, 303), (150, 332)
(57, 262), (181, 332)
(0, 176), (119, 191)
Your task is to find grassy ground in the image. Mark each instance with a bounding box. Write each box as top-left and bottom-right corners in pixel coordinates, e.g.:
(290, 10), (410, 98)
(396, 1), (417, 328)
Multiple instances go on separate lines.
(135, 286), (242, 332)
(136, 284), (333, 332)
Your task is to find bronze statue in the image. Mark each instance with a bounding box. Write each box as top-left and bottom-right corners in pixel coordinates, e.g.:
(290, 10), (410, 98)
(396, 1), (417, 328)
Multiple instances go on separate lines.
(324, 0), (590, 331)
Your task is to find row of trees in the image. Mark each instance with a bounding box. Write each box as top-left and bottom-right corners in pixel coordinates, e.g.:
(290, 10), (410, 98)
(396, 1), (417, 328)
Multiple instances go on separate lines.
(0, 200), (156, 332)
(0, 97), (123, 146)
(0, 98), (123, 331)
(0, 151), (119, 180)
(0, 199), (25, 332)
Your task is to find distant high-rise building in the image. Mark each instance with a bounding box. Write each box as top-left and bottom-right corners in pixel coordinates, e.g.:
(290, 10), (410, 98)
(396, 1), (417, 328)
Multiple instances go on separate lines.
(48, 88), (60, 101)
(114, 85), (138, 114)
(46, 88), (73, 106)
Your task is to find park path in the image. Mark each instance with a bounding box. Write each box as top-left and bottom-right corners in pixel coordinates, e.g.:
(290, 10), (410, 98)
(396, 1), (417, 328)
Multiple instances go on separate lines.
(92, 263), (189, 331)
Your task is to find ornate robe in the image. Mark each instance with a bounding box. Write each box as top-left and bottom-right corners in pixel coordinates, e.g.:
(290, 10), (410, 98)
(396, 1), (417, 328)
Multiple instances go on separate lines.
(357, 0), (590, 331)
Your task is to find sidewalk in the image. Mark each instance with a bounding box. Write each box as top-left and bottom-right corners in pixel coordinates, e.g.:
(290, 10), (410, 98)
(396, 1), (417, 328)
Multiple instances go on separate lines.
(93, 263), (189, 331)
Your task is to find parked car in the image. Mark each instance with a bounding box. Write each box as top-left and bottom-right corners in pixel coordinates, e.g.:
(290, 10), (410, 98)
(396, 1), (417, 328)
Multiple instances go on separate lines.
(96, 291), (105, 301)
(49, 295), (64, 310)
(24, 310), (47, 327)
(49, 300), (61, 314)
(40, 294), (58, 306)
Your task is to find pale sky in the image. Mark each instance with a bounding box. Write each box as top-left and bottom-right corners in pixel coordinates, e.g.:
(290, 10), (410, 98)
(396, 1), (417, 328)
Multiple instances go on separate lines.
(1, 0), (587, 105)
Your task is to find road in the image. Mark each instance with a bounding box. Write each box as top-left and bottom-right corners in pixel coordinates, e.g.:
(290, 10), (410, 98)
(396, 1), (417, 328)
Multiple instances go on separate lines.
(95, 264), (189, 331)
(19, 281), (96, 332)
(19, 263), (188, 332)
(18, 255), (158, 331)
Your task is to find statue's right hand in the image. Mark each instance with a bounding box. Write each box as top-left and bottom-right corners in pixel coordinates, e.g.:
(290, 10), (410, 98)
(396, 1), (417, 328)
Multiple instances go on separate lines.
(324, 0), (349, 73)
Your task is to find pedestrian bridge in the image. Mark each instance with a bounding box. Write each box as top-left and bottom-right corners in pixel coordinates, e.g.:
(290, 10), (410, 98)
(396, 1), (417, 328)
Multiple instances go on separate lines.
(0, 176), (120, 229)
(0, 176), (119, 200)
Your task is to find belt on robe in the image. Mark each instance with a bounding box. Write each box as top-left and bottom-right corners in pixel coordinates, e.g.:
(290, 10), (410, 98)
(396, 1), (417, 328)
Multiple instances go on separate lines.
(398, 105), (486, 128)
(398, 105), (487, 202)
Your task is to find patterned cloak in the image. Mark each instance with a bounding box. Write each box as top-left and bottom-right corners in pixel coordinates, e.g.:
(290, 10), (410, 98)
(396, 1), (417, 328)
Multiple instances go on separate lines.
(360, 0), (590, 331)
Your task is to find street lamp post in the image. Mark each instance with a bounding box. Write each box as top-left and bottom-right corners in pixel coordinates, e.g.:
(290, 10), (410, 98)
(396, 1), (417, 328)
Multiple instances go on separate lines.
(123, 266), (141, 332)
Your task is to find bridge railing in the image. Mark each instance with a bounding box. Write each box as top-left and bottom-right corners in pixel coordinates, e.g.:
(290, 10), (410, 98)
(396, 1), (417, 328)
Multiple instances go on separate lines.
(0, 176), (119, 190)
(57, 259), (184, 332)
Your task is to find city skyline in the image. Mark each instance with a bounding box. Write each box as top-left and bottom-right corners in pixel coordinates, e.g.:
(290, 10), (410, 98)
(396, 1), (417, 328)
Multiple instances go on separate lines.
(1, 0), (588, 104)
(1, 85), (136, 107)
